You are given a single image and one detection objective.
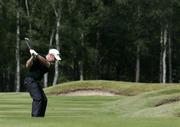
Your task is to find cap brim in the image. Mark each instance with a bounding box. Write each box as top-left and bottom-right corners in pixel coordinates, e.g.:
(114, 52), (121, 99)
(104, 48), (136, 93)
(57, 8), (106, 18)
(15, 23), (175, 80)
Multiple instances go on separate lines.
(54, 55), (61, 61)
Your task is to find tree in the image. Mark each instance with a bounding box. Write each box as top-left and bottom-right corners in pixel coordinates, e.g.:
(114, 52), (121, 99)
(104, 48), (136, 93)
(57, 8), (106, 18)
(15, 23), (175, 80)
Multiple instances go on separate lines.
(52, 0), (63, 85)
(15, 0), (20, 92)
(152, 0), (174, 83)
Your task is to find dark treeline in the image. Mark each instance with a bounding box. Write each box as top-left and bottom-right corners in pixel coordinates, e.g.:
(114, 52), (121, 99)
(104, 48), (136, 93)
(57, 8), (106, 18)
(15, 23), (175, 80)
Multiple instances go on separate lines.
(0, 0), (180, 92)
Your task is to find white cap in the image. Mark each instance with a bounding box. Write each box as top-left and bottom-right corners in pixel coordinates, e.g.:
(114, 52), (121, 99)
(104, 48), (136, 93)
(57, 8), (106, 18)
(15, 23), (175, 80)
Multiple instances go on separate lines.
(48, 49), (61, 61)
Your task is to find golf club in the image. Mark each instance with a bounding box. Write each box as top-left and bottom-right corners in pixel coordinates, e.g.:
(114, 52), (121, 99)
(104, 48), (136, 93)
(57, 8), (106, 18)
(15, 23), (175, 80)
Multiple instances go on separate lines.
(24, 37), (31, 49)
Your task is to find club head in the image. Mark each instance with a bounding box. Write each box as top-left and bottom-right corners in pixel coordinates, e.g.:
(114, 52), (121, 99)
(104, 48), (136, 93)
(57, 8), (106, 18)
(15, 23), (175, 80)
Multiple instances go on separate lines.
(24, 37), (30, 42)
(24, 37), (31, 49)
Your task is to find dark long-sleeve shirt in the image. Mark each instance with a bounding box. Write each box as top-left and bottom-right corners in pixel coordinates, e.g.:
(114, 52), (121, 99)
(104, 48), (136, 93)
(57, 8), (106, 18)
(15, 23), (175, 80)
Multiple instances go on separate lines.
(26, 55), (49, 81)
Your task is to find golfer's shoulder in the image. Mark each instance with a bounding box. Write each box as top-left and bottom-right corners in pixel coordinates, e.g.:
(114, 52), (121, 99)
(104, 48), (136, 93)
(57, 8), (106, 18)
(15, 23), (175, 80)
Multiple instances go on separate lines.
(39, 54), (51, 68)
(38, 53), (46, 58)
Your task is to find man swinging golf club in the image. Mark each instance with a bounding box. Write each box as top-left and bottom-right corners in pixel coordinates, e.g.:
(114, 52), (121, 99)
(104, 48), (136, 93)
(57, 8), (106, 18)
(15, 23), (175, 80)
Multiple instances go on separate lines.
(24, 39), (61, 117)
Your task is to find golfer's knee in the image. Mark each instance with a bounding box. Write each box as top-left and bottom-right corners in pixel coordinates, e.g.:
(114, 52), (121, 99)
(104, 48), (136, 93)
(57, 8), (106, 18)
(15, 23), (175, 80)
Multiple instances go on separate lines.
(33, 95), (43, 101)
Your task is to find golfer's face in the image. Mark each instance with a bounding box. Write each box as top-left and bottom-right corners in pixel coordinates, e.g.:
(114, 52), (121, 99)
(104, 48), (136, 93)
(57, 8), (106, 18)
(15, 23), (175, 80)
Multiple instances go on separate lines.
(46, 54), (55, 62)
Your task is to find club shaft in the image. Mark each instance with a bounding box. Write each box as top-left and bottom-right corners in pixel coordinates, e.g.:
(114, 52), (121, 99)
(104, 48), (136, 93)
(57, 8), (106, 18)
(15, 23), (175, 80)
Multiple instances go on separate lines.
(25, 38), (31, 49)
(25, 41), (31, 49)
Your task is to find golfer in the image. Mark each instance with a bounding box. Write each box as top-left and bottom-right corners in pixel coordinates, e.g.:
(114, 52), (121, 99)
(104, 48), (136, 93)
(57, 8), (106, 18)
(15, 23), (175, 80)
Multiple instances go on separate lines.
(24, 49), (61, 117)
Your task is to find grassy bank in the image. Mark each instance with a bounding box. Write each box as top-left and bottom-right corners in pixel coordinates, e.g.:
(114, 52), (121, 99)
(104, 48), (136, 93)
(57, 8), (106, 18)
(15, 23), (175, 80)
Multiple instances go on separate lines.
(45, 80), (180, 96)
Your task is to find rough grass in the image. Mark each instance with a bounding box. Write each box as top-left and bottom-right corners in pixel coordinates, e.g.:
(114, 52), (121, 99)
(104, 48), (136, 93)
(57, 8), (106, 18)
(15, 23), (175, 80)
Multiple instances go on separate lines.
(1, 81), (180, 127)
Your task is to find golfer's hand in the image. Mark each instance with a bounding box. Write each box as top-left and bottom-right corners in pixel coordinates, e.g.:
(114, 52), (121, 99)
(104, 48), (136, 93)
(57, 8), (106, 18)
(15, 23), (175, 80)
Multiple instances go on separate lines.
(30, 49), (38, 57)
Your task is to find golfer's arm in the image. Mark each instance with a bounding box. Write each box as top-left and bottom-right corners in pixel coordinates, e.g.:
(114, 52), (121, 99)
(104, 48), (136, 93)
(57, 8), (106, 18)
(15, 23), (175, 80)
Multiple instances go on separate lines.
(26, 56), (34, 68)
(37, 55), (50, 68)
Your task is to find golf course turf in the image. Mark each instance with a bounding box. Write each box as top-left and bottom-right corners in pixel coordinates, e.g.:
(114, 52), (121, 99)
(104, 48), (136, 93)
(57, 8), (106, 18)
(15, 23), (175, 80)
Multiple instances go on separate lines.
(1, 80), (180, 127)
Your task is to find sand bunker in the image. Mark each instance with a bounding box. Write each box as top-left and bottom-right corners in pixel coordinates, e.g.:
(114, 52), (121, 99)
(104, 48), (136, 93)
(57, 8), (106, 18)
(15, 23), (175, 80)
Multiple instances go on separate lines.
(59, 90), (117, 96)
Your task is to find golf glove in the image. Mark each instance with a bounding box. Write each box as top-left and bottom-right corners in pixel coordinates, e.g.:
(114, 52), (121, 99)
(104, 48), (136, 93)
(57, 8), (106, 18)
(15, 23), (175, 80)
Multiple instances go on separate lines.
(30, 49), (38, 57)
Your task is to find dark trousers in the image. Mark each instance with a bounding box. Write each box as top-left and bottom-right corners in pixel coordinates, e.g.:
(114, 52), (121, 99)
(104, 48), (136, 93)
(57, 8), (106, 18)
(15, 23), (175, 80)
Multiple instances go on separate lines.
(24, 77), (47, 117)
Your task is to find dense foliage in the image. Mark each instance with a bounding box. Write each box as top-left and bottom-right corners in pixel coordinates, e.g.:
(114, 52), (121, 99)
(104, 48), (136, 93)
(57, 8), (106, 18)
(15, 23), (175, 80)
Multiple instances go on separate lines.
(0, 0), (180, 91)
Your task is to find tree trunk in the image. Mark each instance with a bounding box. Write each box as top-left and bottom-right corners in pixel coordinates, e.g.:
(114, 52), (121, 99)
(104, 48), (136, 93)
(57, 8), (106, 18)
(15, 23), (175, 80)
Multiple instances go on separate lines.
(49, 29), (55, 48)
(160, 28), (163, 83)
(168, 31), (172, 83)
(162, 25), (168, 83)
(135, 3), (141, 83)
(79, 61), (83, 80)
(25, 0), (31, 35)
(94, 31), (100, 79)
(44, 29), (55, 87)
(2, 72), (5, 92)
(15, 0), (20, 92)
(53, 9), (61, 85)
(79, 33), (84, 80)
(43, 73), (48, 88)
(135, 45), (140, 82)
(7, 67), (10, 91)
(73, 55), (79, 80)
(53, 61), (59, 85)
(160, 25), (168, 83)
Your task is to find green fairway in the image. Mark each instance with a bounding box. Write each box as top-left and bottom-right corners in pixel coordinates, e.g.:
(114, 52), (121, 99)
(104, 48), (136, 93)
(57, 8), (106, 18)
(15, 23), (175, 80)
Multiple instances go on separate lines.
(0, 94), (180, 127)
(1, 81), (180, 127)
